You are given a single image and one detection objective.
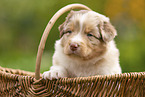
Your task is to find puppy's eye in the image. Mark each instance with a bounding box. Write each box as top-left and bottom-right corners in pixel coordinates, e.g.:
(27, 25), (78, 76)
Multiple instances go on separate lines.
(87, 33), (93, 37)
(87, 33), (100, 40)
(66, 31), (72, 34)
(63, 30), (72, 36)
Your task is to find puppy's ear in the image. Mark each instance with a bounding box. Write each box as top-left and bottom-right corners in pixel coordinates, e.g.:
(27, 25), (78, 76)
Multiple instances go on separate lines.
(99, 21), (117, 42)
(59, 10), (75, 38)
(59, 22), (65, 38)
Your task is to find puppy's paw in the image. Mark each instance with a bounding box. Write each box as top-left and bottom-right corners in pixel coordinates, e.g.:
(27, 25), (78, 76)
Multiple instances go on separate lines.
(42, 70), (66, 80)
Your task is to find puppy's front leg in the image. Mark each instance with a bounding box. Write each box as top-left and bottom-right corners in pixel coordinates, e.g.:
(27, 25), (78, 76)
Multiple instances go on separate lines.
(42, 65), (68, 80)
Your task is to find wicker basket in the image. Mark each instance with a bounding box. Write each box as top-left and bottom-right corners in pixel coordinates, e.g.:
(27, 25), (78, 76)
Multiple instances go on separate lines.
(0, 4), (144, 97)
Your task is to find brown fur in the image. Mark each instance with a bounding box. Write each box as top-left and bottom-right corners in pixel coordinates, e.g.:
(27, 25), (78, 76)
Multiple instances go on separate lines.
(99, 22), (117, 42)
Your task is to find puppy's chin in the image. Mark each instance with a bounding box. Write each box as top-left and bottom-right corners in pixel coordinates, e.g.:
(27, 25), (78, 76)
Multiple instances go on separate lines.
(63, 49), (87, 60)
(63, 45), (106, 60)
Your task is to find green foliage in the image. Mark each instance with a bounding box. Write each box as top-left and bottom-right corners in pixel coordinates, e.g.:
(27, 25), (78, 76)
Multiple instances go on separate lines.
(0, 0), (145, 73)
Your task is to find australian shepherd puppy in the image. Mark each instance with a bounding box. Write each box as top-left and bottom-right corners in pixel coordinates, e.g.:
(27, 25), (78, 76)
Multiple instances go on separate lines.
(42, 10), (122, 80)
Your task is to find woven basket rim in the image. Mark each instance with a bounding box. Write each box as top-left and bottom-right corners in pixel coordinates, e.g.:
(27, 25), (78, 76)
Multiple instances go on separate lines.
(1, 66), (144, 96)
(1, 66), (144, 82)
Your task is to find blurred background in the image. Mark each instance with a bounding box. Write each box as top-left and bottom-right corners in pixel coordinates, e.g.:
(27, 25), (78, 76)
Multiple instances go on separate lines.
(0, 0), (145, 73)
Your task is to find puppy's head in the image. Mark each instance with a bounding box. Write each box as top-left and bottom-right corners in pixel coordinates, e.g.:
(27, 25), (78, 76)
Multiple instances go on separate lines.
(59, 10), (117, 60)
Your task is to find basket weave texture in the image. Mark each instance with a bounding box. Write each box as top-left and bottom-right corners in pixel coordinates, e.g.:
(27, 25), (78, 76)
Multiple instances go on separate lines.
(0, 66), (144, 97)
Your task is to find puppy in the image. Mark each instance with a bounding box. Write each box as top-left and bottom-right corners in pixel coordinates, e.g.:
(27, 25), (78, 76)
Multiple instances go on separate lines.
(42, 10), (122, 80)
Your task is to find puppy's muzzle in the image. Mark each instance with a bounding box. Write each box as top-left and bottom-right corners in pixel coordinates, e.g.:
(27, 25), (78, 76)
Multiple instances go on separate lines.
(70, 43), (80, 51)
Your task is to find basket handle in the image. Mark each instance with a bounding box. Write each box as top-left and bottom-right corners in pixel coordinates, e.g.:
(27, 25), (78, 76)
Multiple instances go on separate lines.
(35, 4), (92, 80)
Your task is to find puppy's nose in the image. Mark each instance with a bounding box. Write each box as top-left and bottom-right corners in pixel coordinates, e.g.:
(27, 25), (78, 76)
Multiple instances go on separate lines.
(70, 43), (79, 51)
